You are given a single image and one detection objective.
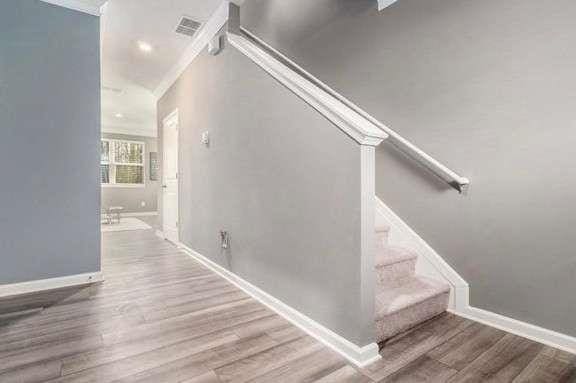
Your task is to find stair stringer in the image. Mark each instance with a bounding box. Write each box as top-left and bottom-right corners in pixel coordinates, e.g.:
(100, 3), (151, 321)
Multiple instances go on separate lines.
(375, 197), (469, 311)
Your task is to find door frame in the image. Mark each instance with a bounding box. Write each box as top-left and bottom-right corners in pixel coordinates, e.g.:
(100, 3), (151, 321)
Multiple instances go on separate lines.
(161, 108), (179, 243)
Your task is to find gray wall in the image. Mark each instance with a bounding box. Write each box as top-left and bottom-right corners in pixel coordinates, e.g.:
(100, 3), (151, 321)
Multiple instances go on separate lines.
(0, 0), (101, 284)
(243, 0), (576, 336)
(101, 133), (159, 213)
(158, 47), (376, 345)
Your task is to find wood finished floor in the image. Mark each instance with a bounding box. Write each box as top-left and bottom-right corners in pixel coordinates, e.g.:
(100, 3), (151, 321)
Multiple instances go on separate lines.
(0, 228), (575, 382)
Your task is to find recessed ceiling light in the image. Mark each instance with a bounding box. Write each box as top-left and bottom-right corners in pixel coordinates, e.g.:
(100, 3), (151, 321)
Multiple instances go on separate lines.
(137, 41), (153, 53)
(115, 113), (124, 119)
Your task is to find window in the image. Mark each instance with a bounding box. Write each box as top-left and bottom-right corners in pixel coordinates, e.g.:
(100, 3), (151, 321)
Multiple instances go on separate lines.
(101, 139), (145, 187)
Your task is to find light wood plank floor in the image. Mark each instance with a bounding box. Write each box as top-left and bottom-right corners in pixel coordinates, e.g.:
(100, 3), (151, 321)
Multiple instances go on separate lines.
(0, 228), (575, 382)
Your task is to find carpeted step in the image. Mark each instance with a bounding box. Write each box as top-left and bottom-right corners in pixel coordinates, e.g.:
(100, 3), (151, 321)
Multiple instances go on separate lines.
(375, 246), (417, 289)
(375, 276), (450, 342)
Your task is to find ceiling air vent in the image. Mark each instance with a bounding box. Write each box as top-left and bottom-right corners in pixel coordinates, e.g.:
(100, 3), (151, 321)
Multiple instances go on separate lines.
(175, 16), (201, 37)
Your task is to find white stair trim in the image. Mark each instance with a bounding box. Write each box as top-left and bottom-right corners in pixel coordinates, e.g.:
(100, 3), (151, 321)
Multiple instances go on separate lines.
(154, 1), (229, 99)
(377, 0), (400, 11)
(375, 197), (469, 310)
(0, 272), (103, 299)
(39, 0), (104, 16)
(172, 241), (381, 367)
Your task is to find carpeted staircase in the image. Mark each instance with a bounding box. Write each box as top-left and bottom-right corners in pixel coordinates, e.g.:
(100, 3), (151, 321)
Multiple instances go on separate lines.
(374, 223), (450, 343)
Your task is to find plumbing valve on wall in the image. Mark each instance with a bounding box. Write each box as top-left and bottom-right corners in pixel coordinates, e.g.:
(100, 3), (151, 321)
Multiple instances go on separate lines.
(220, 231), (230, 249)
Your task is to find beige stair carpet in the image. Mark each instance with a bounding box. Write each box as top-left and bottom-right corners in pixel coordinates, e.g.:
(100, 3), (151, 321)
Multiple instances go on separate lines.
(374, 223), (450, 343)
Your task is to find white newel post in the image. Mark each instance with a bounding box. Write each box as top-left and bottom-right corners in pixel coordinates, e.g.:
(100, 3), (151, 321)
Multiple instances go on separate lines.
(359, 144), (377, 344)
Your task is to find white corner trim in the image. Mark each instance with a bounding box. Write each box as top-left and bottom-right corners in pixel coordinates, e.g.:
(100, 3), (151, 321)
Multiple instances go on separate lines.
(39, 0), (103, 16)
(153, 1), (229, 100)
(175, 242), (381, 367)
(227, 33), (387, 147)
(453, 306), (576, 355)
(0, 272), (103, 299)
(377, 0), (399, 11)
(123, 212), (159, 217)
(375, 197), (469, 310)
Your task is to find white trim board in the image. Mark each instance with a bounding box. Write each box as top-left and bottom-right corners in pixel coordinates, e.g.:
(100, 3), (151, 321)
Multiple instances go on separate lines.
(39, 0), (104, 16)
(452, 306), (576, 355)
(377, 0), (399, 11)
(0, 272), (103, 299)
(170, 240), (381, 367)
(154, 1), (229, 100)
(375, 197), (469, 310)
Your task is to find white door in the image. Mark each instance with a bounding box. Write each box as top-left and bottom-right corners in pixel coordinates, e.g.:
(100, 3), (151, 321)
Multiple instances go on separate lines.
(162, 110), (179, 243)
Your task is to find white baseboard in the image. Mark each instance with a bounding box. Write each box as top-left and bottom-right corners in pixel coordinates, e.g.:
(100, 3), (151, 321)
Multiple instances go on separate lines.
(375, 197), (469, 310)
(123, 211), (159, 217)
(452, 306), (576, 355)
(175, 242), (381, 367)
(0, 272), (103, 299)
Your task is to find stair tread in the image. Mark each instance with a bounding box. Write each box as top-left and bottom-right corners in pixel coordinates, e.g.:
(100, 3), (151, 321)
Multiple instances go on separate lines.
(375, 246), (417, 267)
(375, 276), (450, 318)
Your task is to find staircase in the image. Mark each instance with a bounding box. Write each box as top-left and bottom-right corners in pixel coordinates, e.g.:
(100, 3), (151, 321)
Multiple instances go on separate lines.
(374, 223), (450, 343)
(214, 1), (465, 363)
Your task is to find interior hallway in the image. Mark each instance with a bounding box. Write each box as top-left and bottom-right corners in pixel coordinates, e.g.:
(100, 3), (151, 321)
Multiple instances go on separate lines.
(0, 227), (574, 382)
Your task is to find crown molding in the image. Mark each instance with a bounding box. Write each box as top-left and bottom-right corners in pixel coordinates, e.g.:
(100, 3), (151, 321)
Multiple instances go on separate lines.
(154, 1), (229, 100)
(39, 0), (105, 16)
(102, 125), (157, 138)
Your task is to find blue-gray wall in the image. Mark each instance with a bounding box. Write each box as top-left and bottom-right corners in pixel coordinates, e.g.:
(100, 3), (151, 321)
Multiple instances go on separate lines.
(0, 1), (101, 284)
(243, 0), (576, 337)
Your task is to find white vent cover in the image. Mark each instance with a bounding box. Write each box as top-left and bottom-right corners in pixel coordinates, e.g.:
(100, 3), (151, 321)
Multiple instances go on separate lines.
(175, 16), (201, 37)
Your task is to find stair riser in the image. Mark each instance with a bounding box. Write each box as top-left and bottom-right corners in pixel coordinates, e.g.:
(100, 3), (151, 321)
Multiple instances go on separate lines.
(375, 292), (449, 342)
(375, 258), (416, 289)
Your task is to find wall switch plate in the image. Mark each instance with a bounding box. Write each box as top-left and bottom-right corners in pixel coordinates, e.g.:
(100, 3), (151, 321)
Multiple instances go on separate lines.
(201, 131), (210, 147)
(141, 201), (146, 207)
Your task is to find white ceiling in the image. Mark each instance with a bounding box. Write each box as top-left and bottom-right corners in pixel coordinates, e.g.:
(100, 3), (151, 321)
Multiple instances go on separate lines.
(100, 0), (222, 137)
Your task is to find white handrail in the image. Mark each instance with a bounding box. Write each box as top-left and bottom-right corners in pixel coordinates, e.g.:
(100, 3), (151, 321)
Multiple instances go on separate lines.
(226, 3), (470, 193)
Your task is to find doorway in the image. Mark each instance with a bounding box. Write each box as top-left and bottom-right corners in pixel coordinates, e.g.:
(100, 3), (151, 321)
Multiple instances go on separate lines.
(162, 109), (179, 243)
